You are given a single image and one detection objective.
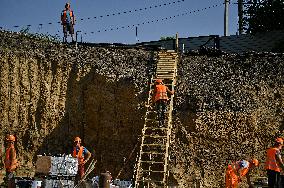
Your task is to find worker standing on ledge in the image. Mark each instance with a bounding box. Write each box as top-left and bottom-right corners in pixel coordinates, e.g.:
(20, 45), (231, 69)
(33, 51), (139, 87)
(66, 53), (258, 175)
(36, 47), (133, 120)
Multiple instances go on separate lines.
(265, 137), (284, 188)
(152, 79), (174, 127)
(4, 134), (18, 188)
(225, 159), (259, 188)
(61, 3), (75, 43)
(72, 136), (92, 183)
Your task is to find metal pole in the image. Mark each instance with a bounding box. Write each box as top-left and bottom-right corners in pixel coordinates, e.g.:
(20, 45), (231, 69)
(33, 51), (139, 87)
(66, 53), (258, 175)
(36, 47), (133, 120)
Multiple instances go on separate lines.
(135, 26), (138, 42)
(75, 31), (81, 49)
(238, 0), (243, 34)
(224, 0), (229, 36)
(175, 32), (179, 52)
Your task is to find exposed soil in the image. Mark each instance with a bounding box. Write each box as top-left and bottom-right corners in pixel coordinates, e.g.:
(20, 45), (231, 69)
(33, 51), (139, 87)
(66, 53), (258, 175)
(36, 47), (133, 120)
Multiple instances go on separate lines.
(1, 31), (284, 187)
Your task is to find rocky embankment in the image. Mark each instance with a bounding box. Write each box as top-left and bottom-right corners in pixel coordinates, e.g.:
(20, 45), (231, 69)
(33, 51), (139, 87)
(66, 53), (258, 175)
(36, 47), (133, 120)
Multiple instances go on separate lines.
(0, 31), (155, 180)
(171, 53), (284, 187)
(0, 31), (284, 187)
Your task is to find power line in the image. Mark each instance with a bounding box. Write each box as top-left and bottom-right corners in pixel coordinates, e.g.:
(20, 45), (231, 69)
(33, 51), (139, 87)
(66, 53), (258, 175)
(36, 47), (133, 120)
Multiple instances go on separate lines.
(84, 4), (223, 35)
(2, 3), (223, 40)
(77, 0), (185, 21)
(8, 0), (185, 29)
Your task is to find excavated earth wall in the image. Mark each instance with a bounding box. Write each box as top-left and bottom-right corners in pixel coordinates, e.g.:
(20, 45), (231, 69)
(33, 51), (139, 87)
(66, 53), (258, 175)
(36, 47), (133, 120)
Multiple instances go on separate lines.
(171, 53), (284, 187)
(0, 31), (284, 187)
(0, 31), (155, 181)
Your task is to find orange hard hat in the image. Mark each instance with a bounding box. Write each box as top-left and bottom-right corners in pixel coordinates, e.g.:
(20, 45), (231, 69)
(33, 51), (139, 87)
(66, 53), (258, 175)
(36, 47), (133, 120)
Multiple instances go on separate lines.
(74, 136), (81, 143)
(251, 159), (259, 166)
(6, 135), (16, 142)
(155, 79), (163, 84)
(275, 137), (283, 144)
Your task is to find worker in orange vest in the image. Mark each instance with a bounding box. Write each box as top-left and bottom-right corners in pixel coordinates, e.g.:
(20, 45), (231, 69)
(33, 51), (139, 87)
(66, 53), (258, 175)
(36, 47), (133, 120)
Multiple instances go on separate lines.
(61, 3), (75, 43)
(152, 79), (174, 127)
(225, 159), (259, 188)
(265, 137), (284, 188)
(4, 134), (18, 188)
(72, 136), (92, 183)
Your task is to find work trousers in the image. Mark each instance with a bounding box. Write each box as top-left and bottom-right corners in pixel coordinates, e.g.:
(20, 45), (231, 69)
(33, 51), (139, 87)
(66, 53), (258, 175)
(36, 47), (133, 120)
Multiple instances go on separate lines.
(75, 164), (85, 184)
(155, 99), (168, 126)
(267, 169), (281, 188)
(5, 171), (16, 188)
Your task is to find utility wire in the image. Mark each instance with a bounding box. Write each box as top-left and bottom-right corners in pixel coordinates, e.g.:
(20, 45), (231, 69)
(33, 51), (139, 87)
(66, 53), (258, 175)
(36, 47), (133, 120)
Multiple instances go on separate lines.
(84, 4), (223, 35)
(1, 3), (223, 39)
(77, 0), (185, 21)
(7, 0), (185, 29)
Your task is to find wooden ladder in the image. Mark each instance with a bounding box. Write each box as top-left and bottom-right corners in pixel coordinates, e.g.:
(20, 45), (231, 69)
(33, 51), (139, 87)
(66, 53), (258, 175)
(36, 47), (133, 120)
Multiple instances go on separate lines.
(134, 50), (178, 188)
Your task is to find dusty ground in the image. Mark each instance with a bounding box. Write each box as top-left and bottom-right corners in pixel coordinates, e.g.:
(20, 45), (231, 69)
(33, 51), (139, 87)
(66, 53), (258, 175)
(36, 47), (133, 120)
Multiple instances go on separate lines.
(0, 31), (284, 187)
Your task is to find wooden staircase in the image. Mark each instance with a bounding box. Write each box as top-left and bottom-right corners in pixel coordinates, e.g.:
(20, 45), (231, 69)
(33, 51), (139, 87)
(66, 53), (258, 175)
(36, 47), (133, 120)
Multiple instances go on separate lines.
(134, 50), (178, 188)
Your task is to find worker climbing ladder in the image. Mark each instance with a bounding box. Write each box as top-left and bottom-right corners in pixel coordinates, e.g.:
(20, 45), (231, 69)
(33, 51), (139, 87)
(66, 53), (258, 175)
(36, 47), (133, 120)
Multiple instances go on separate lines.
(134, 50), (178, 188)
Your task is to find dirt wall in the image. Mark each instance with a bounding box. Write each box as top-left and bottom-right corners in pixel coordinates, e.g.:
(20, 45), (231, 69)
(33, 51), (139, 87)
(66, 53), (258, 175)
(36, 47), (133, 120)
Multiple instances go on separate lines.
(0, 31), (155, 180)
(1, 31), (284, 187)
(171, 53), (284, 187)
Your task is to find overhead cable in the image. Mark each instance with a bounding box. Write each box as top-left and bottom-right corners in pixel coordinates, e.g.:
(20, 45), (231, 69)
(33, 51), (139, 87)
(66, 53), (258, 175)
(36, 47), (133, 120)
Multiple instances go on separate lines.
(85, 4), (223, 34)
(9, 0), (185, 29)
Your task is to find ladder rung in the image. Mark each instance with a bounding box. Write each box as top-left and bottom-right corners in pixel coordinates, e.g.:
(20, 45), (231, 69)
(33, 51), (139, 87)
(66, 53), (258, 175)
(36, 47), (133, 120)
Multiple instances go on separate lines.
(145, 127), (168, 130)
(142, 144), (166, 147)
(137, 179), (165, 184)
(157, 62), (175, 65)
(140, 160), (164, 164)
(150, 83), (173, 86)
(140, 170), (165, 173)
(156, 73), (174, 76)
(157, 60), (176, 62)
(156, 66), (175, 68)
(141, 151), (165, 155)
(146, 110), (170, 113)
(156, 77), (175, 79)
(145, 119), (159, 122)
(156, 72), (174, 74)
(144, 135), (167, 138)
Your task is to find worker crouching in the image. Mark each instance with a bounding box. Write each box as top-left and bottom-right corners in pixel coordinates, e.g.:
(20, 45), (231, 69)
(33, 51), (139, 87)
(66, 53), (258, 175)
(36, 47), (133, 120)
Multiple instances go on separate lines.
(4, 134), (18, 188)
(225, 159), (259, 188)
(72, 136), (92, 183)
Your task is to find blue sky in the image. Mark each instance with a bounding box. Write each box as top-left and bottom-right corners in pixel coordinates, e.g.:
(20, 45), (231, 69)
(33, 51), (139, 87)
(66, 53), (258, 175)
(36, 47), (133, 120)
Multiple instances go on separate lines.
(0, 0), (239, 44)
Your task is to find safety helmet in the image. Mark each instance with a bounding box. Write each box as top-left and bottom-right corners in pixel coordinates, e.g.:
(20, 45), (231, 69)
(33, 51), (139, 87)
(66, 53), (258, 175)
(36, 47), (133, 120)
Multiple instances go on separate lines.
(6, 135), (16, 142)
(275, 137), (283, 144)
(74, 136), (81, 143)
(251, 159), (259, 166)
(155, 79), (163, 84)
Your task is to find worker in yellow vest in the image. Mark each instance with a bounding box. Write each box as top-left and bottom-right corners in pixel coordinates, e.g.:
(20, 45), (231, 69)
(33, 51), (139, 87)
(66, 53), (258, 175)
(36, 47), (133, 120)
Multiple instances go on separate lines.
(72, 136), (92, 183)
(265, 137), (284, 188)
(225, 159), (259, 188)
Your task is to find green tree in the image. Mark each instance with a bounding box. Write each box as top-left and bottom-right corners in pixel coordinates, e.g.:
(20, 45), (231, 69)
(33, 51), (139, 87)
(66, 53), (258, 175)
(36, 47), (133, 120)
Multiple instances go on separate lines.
(160, 36), (175, 41)
(243, 0), (284, 34)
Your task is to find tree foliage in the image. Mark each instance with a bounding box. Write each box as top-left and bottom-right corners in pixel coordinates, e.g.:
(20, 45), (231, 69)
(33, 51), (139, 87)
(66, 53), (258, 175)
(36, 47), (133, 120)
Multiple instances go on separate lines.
(160, 36), (175, 41)
(243, 0), (284, 34)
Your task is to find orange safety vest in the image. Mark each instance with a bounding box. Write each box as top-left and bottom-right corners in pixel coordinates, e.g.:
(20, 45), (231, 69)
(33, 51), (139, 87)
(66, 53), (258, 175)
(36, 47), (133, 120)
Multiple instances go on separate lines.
(154, 85), (168, 102)
(73, 146), (84, 165)
(61, 9), (74, 24)
(4, 146), (16, 172)
(225, 161), (250, 188)
(266, 147), (281, 172)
